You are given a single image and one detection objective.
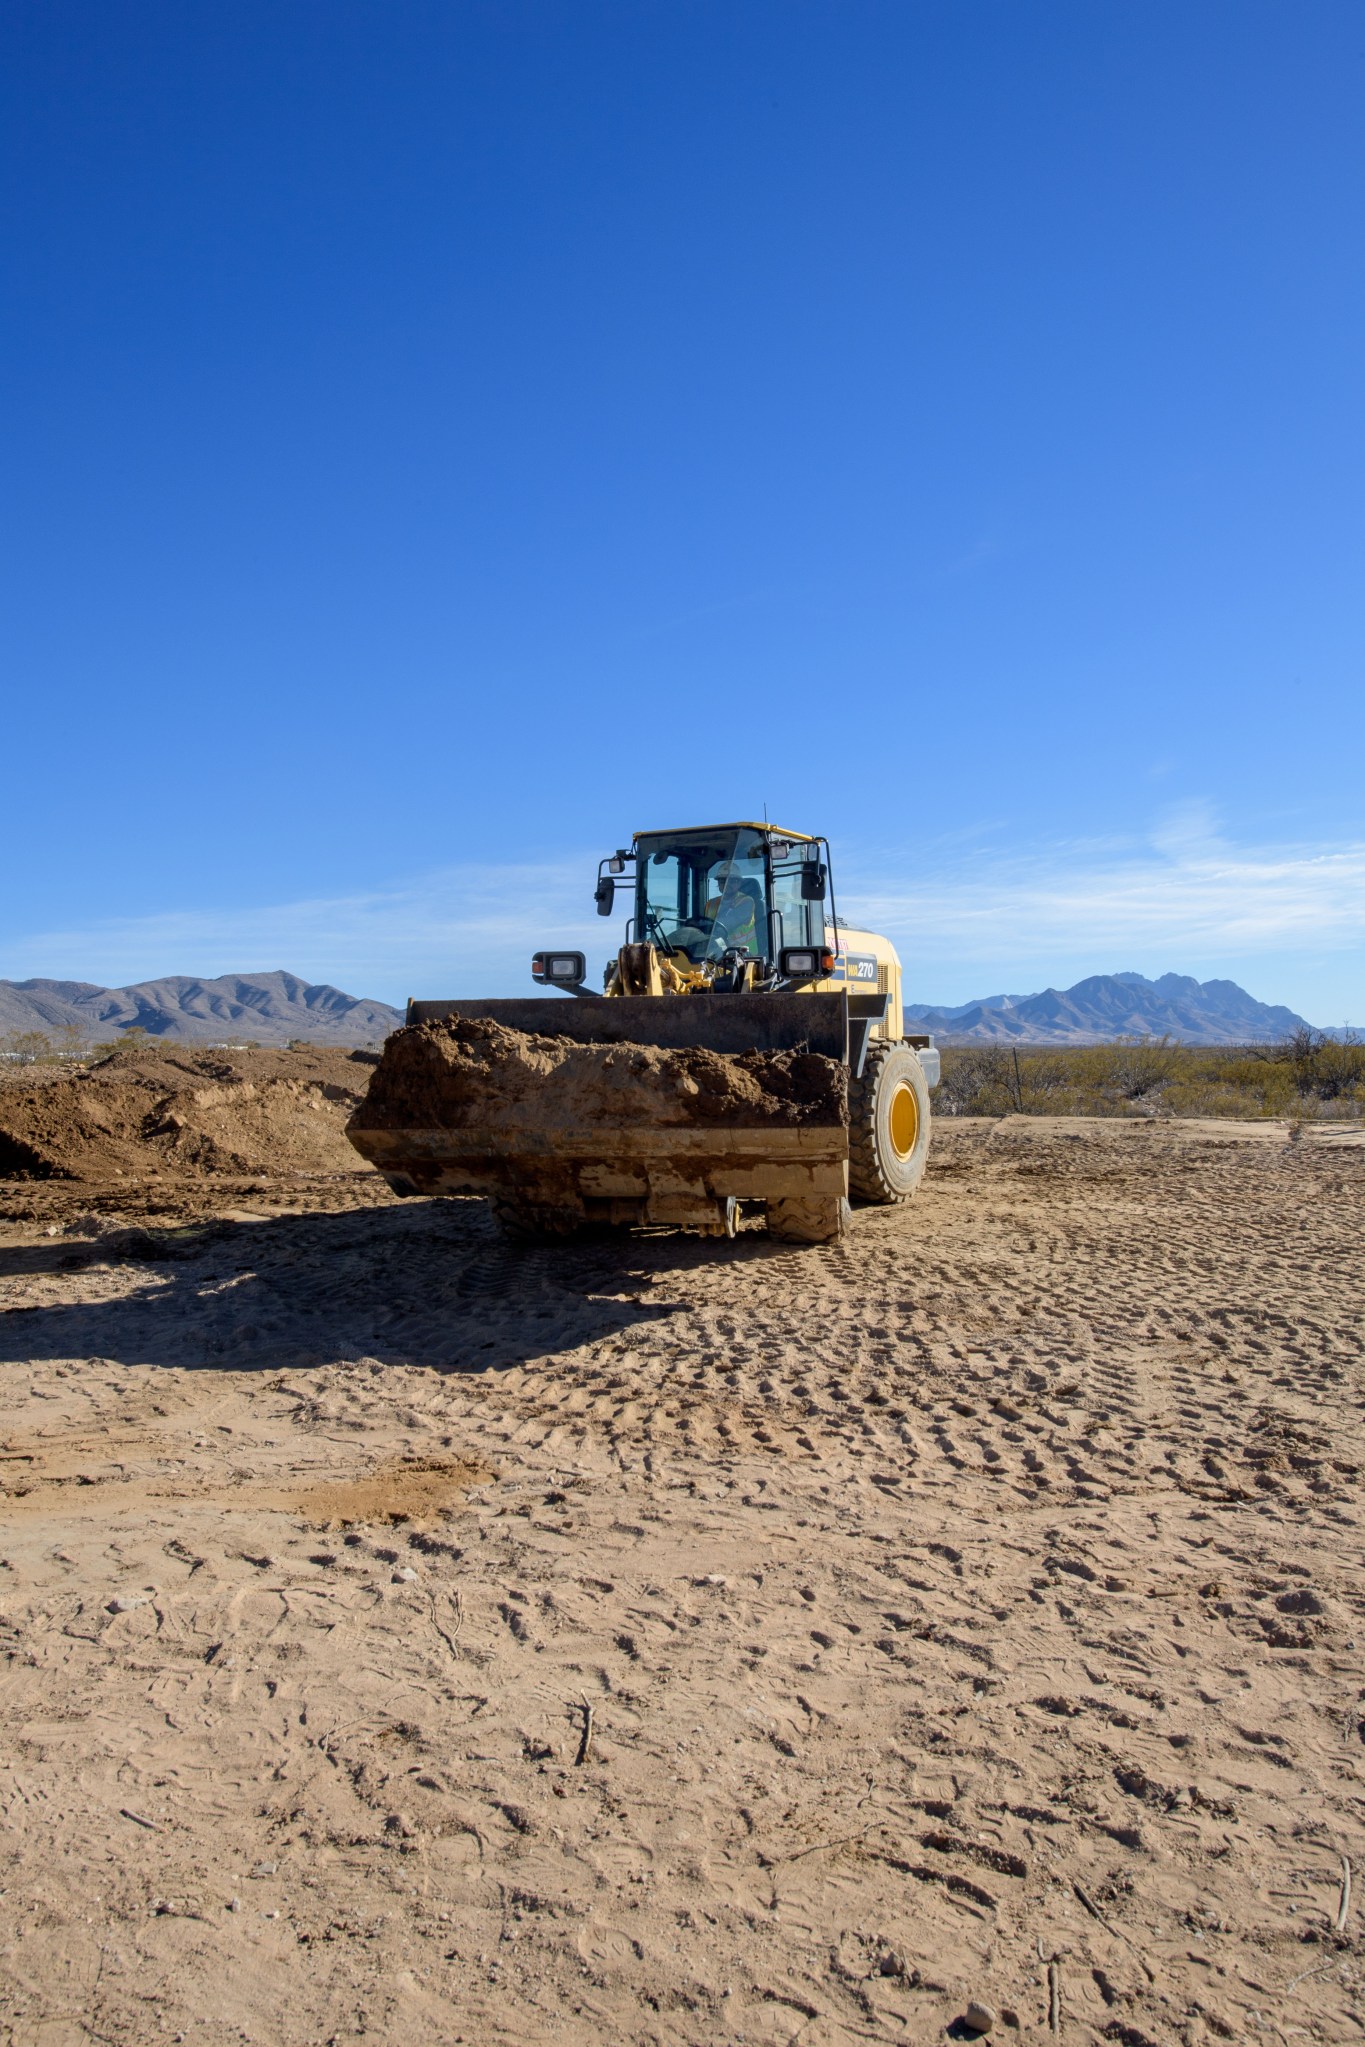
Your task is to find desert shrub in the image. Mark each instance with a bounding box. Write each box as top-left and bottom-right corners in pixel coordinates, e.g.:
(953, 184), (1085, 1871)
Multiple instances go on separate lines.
(935, 1036), (1363, 1120)
(0, 1027), (90, 1065)
(1275, 1028), (1365, 1103)
(934, 1044), (1018, 1116)
(1165, 1065), (1295, 1119)
(91, 1026), (161, 1058)
(1099, 1035), (1181, 1102)
(0, 1031), (52, 1065)
(1015, 1051), (1077, 1100)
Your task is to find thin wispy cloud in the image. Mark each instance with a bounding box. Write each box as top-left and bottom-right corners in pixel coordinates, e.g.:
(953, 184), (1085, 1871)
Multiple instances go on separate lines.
(2, 861), (603, 1001)
(843, 823), (1365, 967)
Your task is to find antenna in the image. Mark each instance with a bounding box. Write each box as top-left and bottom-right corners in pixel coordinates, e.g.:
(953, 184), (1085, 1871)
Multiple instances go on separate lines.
(763, 800), (768, 824)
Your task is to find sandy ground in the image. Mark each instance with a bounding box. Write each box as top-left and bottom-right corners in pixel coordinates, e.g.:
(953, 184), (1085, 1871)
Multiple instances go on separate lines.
(1, 1116), (1363, 2046)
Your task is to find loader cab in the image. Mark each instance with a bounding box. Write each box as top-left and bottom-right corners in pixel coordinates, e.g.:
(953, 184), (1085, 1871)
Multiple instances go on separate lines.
(629, 822), (831, 969)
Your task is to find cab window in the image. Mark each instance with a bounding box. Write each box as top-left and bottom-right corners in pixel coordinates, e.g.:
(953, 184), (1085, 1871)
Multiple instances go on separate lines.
(636, 828), (769, 964)
(769, 844), (823, 955)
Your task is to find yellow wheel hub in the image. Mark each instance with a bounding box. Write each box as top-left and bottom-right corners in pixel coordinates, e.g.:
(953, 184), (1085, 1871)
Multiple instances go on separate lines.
(888, 1079), (919, 1159)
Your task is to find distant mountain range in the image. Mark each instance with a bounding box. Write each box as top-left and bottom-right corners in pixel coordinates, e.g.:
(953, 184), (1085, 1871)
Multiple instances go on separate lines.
(904, 972), (1313, 1045)
(0, 967), (1320, 1051)
(0, 973), (402, 1049)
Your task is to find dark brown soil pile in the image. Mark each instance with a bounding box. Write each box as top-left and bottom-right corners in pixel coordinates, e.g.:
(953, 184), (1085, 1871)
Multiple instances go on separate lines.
(0, 1042), (381, 1183)
(349, 1016), (847, 1136)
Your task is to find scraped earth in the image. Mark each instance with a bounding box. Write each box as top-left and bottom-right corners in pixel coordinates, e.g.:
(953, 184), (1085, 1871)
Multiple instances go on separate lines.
(1, 1089), (1363, 2045)
(0, 1039), (378, 1185)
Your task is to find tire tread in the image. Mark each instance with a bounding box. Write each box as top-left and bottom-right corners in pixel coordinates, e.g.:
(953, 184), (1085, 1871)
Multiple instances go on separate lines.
(848, 1040), (930, 1204)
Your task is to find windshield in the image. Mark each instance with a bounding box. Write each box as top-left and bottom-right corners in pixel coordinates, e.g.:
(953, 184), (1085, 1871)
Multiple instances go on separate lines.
(635, 828), (769, 965)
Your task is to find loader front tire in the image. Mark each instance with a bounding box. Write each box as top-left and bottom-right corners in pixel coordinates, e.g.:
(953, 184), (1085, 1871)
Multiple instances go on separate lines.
(848, 1041), (931, 1204)
(767, 1195), (851, 1244)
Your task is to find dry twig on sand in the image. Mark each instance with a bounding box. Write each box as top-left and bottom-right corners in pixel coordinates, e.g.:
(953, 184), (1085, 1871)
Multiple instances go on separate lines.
(760, 1822), (884, 1866)
(1073, 1880), (1156, 1983)
(1335, 1855), (1352, 1933)
(575, 1697), (595, 1767)
(1287, 1956), (1342, 1992)
(430, 1586), (463, 1658)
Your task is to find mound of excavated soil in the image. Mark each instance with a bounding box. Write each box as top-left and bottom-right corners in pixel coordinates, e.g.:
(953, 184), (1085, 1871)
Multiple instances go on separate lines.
(348, 1016), (848, 1136)
(0, 1042), (381, 1183)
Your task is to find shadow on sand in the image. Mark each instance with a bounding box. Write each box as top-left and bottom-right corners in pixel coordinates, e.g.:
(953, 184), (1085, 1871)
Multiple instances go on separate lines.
(0, 1196), (784, 1376)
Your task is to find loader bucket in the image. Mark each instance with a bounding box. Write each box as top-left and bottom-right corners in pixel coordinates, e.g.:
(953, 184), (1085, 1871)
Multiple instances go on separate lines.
(346, 993), (853, 1241)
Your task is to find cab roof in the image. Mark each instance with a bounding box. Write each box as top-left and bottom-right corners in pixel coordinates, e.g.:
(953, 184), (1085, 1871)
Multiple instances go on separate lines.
(632, 822), (817, 843)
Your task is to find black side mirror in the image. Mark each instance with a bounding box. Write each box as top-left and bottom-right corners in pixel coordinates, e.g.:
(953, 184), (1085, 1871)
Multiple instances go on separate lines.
(595, 878), (615, 916)
(800, 862), (828, 901)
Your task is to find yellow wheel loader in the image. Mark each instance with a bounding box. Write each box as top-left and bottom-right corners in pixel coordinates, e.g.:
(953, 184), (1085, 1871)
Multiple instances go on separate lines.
(346, 822), (939, 1244)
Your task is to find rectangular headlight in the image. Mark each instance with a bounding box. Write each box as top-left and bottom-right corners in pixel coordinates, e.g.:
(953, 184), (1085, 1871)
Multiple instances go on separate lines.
(532, 950), (587, 985)
(779, 947), (819, 979)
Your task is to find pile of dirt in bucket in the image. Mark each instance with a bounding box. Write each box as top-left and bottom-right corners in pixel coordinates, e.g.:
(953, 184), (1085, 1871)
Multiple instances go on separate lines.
(0, 1040), (381, 1184)
(348, 1016), (848, 1137)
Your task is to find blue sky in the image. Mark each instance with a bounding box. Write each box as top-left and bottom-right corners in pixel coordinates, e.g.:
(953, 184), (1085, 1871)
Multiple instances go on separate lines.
(4, 2), (1362, 1022)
